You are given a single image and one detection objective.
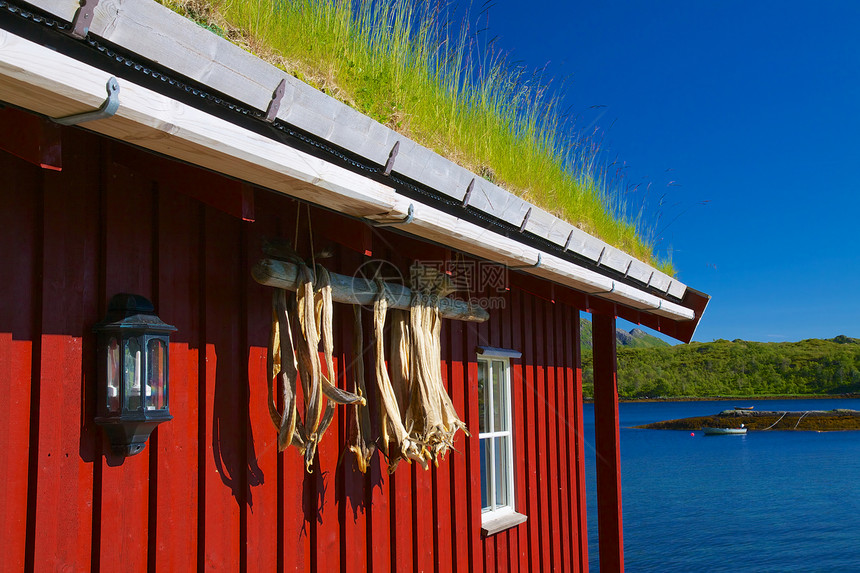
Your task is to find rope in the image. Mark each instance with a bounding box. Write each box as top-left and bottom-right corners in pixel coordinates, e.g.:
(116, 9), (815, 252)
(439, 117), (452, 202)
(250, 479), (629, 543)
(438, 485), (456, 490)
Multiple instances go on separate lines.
(794, 411), (811, 430)
(761, 411), (788, 431)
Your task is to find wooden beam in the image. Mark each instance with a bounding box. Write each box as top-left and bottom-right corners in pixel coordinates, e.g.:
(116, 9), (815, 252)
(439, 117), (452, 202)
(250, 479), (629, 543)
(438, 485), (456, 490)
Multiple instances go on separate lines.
(0, 106), (62, 170)
(251, 258), (489, 322)
(592, 313), (625, 573)
(0, 28), (399, 219)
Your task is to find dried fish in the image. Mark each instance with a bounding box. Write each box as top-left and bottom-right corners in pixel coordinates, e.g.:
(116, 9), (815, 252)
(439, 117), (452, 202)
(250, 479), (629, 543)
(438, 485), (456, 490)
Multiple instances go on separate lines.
(267, 263), (363, 473)
(348, 305), (375, 473)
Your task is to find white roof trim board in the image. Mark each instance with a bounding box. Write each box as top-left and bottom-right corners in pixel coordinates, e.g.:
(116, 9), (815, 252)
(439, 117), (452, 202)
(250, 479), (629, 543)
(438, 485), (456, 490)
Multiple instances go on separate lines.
(0, 1), (702, 323)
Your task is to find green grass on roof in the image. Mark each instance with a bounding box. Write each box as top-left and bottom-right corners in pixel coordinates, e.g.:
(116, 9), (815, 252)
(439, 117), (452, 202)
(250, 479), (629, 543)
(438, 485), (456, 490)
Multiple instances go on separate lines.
(158, 0), (674, 275)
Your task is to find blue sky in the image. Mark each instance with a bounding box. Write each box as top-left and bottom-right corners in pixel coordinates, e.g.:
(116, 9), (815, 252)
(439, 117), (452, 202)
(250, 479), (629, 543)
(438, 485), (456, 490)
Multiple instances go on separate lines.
(470, 1), (860, 343)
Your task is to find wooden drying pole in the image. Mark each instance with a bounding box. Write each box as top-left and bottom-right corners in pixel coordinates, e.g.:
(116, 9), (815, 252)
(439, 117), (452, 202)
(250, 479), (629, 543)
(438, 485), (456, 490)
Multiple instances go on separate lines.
(252, 258), (490, 323)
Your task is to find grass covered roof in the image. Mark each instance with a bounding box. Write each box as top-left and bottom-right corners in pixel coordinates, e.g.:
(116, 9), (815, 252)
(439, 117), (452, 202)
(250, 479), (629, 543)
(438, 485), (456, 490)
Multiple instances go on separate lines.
(157, 0), (672, 274)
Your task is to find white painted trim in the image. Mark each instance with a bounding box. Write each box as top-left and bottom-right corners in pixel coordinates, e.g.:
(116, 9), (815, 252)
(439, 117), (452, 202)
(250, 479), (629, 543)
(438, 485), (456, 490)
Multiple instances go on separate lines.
(476, 346), (522, 359)
(481, 510), (528, 537)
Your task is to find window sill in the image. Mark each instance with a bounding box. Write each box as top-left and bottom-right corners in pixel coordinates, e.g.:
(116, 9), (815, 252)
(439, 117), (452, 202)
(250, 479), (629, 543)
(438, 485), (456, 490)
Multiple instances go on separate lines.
(481, 511), (528, 537)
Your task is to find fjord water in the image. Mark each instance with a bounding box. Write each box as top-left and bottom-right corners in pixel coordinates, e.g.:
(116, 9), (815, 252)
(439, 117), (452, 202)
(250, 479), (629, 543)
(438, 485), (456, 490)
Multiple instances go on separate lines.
(584, 399), (860, 572)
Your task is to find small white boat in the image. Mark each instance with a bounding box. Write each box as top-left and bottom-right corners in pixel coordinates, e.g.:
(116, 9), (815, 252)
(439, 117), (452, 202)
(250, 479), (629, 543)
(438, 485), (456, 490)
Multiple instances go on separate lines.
(702, 425), (747, 435)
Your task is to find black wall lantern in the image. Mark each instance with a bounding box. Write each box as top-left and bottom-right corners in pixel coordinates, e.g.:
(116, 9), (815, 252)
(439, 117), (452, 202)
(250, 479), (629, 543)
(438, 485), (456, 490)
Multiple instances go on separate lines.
(93, 294), (176, 456)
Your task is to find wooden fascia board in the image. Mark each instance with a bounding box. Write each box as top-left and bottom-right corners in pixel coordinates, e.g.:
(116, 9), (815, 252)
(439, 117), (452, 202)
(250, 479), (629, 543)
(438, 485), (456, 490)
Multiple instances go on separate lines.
(0, 27), (399, 219)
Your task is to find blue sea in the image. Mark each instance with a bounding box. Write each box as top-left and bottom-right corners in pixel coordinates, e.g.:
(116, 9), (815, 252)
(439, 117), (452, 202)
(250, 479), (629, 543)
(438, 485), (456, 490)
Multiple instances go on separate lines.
(583, 399), (860, 572)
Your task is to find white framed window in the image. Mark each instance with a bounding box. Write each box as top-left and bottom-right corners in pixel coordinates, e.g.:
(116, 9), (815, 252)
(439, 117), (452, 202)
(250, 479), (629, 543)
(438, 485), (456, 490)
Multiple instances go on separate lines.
(478, 350), (518, 523)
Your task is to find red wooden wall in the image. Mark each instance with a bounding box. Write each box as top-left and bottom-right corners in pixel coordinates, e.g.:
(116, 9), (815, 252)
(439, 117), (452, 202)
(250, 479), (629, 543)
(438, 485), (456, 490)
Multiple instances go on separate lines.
(0, 122), (590, 571)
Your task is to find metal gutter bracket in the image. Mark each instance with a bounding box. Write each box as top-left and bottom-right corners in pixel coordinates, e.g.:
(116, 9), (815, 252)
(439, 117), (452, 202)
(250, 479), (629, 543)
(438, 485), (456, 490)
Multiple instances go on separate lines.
(563, 230), (574, 252)
(510, 253), (542, 270)
(519, 208), (532, 233)
(383, 141), (400, 176)
(67, 0), (100, 40)
(373, 203), (414, 227)
(595, 246), (607, 266)
(53, 76), (119, 126)
(591, 281), (617, 295)
(462, 178), (475, 207)
(264, 79), (286, 123)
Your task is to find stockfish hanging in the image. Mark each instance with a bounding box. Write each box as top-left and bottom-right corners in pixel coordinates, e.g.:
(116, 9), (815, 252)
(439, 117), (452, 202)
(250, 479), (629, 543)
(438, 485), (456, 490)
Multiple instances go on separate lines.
(371, 270), (470, 472)
(267, 263), (365, 473)
(347, 305), (375, 473)
(263, 253), (475, 473)
(373, 295), (426, 472)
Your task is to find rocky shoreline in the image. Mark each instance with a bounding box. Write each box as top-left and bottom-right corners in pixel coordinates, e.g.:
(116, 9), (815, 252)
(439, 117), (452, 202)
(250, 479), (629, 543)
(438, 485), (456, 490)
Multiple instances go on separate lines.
(636, 409), (860, 431)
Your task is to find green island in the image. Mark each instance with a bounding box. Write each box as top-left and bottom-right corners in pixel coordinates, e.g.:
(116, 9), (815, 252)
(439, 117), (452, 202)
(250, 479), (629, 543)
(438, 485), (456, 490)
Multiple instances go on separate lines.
(636, 408), (860, 432)
(581, 328), (860, 400)
(579, 326), (860, 430)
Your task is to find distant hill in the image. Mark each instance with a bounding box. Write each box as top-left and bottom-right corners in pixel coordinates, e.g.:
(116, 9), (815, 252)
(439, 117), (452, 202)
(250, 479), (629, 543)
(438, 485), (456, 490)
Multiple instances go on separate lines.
(579, 317), (670, 350)
(581, 335), (860, 399)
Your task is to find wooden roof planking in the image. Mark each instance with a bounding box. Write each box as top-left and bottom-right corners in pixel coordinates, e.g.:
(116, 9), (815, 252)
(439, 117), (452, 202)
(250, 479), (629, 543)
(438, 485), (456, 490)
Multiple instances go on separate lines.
(1, 0), (709, 340)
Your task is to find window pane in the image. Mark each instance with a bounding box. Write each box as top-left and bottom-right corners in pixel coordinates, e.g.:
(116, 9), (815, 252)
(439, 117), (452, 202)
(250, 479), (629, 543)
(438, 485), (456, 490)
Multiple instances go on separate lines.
(492, 360), (507, 432)
(478, 360), (489, 433)
(494, 436), (509, 508)
(480, 438), (491, 511)
(124, 338), (142, 411)
(146, 339), (168, 410)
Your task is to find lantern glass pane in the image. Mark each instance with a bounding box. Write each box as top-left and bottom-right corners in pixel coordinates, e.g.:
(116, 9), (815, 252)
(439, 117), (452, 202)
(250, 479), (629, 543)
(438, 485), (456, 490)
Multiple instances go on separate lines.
(124, 338), (142, 411)
(146, 339), (168, 410)
(107, 337), (120, 412)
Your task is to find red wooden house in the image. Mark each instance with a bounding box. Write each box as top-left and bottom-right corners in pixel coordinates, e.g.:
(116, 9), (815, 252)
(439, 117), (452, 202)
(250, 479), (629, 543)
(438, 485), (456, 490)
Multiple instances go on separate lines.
(0, 1), (708, 571)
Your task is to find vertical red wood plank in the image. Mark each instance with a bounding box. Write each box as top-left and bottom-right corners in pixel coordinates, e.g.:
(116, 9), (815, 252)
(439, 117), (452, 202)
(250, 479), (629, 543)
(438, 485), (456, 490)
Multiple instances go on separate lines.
(533, 298), (551, 572)
(30, 132), (100, 571)
(0, 152), (39, 570)
(368, 304), (391, 573)
(202, 207), (244, 570)
(315, 300), (342, 573)
(509, 289), (528, 573)
(413, 446), (431, 572)
(99, 158), (154, 572)
(272, 204), (308, 573)
(572, 311), (589, 571)
(561, 306), (581, 573)
(390, 463), (413, 573)
(0, 107), (62, 170)
(485, 537), (496, 573)
(592, 313), (624, 573)
(499, 294), (518, 573)
(153, 186), (201, 571)
(519, 292), (539, 571)
(0, 331), (32, 566)
(435, 321), (453, 573)
(554, 304), (572, 573)
(366, 244), (392, 573)
(477, 313), (492, 572)
(243, 191), (279, 573)
(340, 250), (369, 573)
(448, 318), (469, 572)
(282, 441), (309, 572)
(490, 307), (509, 573)
(464, 321), (484, 573)
(542, 301), (561, 572)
